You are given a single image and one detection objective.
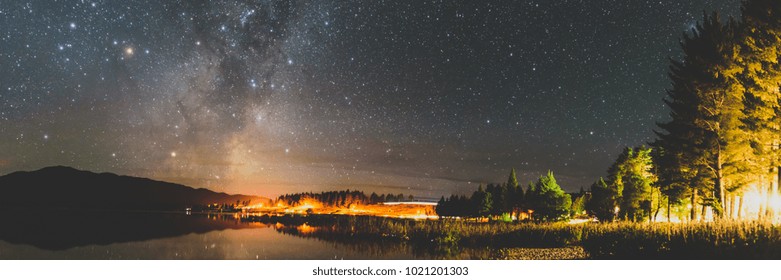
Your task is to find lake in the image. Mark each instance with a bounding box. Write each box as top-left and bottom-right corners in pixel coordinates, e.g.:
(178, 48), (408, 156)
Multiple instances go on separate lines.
(0, 212), (491, 259)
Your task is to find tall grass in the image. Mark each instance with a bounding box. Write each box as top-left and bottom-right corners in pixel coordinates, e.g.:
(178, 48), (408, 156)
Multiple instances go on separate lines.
(251, 214), (781, 259)
(581, 221), (781, 259)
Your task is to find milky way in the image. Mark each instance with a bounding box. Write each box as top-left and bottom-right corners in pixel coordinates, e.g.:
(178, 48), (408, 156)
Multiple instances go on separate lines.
(0, 1), (739, 197)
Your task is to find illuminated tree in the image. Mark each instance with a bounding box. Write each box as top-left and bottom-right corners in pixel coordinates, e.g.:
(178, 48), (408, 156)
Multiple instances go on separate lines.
(604, 147), (657, 221)
(570, 189), (588, 218)
(739, 0), (781, 218)
(526, 171), (571, 221)
(654, 13), (749, 219)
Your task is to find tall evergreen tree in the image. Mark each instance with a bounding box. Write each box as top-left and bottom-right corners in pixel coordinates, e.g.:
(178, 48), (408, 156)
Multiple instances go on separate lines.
(602, 147), (657, 221)
(436, 196), (448, 217)
(471, 184), (493, 217)
(739, 0), (781, 218)
(586, 177), (618, 222)
(487, 183), (507, 216)
(526, 171), (571, 221)
(507, 168), (524, 218)
(618, 147), (657, 221)
(654, 13), (750, 218)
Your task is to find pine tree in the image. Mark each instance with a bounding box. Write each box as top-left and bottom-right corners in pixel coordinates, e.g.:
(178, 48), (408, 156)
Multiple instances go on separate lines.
(602, 146), (657, 221)
(506, 168), (524, 218)
(487, 183), (506, 216)
(739, 0), (781, 218)
(436, 196), (448, 217)
(654, 13), (750, 218)
(527, 171), (571, 221)
(471, 184), (493, 217)
(586, 177), (618, 222)
(692, 13), (752, 217)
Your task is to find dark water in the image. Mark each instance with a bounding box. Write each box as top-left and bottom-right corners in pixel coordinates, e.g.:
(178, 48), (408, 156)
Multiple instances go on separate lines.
(0, 212), (489, 259)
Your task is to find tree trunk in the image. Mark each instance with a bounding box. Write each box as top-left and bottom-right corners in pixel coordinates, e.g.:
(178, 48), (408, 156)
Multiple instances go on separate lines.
(773, 166), (781, 194)
(729, 194), (735, 220)
(715, 151), (725, 218)
(738, 194), (744, 219)
(766, 170), (774, 219)
(771, 166), (780, 219)
(652, 189), (660, 222)
(667, 198), (671, 222)
(690, 189), (698, 222)
(701, 204), (707, 221)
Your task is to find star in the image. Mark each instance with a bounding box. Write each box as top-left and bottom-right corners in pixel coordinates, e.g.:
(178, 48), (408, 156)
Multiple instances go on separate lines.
(0, 0), (743, 198)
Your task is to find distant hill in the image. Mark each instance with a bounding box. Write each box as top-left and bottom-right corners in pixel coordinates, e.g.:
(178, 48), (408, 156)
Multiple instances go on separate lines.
(0, 166), (270, 211)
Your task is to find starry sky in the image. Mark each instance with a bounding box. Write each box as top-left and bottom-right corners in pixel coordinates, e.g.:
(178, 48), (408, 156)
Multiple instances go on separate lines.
(0, 0), (739, 198)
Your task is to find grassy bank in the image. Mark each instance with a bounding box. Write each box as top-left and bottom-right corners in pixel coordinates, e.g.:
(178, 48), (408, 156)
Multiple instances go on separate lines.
(249, 214), (781, 259)
(581, 221), (781, 259)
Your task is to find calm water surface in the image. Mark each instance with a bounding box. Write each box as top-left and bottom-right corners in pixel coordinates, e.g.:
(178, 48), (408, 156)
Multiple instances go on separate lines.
(0, 212), (486, 259)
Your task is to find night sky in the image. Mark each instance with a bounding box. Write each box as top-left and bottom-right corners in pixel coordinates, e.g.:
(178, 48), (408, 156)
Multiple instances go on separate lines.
(0, 0), (739, 198)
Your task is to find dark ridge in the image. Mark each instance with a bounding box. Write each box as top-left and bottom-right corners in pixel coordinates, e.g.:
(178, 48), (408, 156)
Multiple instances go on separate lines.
(0, 166), (270, 211)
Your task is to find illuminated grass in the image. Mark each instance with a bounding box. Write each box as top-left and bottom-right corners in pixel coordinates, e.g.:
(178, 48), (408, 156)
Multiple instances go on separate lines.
(251, 215), (781, 259)
(581, 221), (781, 259)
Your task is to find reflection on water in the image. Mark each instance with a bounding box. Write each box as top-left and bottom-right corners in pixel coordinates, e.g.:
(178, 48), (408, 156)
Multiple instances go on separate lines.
(0, 212), (491, 259)
(272, 221), (493, 260)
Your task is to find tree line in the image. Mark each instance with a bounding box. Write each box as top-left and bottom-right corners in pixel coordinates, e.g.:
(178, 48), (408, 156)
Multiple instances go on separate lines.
(276, 190), (414, 208)
(435, 169), (573, 221)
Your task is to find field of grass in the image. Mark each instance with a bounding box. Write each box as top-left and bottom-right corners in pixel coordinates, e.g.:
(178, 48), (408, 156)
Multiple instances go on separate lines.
(581, 221), (781, 259)
(249, 214), (781, 259)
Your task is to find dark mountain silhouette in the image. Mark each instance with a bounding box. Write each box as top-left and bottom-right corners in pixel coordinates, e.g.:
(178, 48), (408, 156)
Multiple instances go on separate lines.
(0, 166), (270, 211)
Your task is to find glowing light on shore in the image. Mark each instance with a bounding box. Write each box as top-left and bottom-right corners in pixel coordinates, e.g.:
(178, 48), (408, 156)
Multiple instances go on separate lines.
(732, 183), (781, 223)
(242, 200), (437, 220)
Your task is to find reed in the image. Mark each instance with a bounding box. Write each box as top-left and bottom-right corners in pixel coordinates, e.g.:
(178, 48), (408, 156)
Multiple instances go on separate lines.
(252, 214), (781, 259)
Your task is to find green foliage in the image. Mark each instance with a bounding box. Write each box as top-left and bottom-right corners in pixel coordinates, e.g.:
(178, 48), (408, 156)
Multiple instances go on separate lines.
(467, 185), (494, 217)
(621, 173), (654, 222)
(479, 192), (493, 216)
(588, 146), (657, 222)
(653, 8), (775, 219)
(570, 193), (587, 217)
(507, 168), (519, 190)
(436, 168), (575, 221)
(527, 171), (571, 221)
(499, 212), (513, 222)
(586, 178), (617, 222)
